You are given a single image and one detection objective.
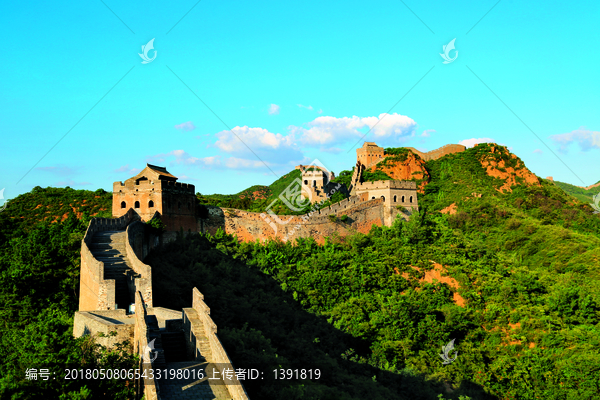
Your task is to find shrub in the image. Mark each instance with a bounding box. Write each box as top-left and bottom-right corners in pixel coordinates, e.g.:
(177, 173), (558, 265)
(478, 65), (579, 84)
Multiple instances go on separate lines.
(328, 214), (337, 222)
(148, 216), (166, 232)
(340, 215), (349, 223)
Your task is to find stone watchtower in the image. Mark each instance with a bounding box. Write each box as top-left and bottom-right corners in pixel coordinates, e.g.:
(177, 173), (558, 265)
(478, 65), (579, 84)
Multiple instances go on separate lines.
(113, 164), (197, 233)
(356, 142), (385, 166)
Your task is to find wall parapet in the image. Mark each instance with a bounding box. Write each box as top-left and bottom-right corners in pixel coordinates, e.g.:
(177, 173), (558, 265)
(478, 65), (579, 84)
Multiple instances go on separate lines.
(355, 180), (417, 191)
(134, 291), (159, 400)
(191, 288), (249, 400)
(83, 208), (136, 245)
(126, 222), (153, 307)
(79, 209), (136, 311)
(113, 179), (195, 194)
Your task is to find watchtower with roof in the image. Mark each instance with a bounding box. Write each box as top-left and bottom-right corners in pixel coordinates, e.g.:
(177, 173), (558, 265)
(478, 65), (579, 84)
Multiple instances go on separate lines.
(112, 164), (197, 233)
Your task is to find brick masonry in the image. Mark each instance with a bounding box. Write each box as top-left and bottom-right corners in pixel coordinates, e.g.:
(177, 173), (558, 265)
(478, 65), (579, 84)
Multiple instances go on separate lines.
(113, 164), (197, 234)
(205, 197), (413, 244)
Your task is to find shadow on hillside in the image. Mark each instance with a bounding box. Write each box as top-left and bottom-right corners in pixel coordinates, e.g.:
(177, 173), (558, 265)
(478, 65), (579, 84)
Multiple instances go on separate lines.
(145, 233), (497, 400)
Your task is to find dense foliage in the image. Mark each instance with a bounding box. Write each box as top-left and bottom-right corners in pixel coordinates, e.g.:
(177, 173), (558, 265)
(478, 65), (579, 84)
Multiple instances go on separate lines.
(2, 143), (599, 399)
(2, 186), (112, 232)
(148, 144), (600, 399)
(0, 191), (136, 399)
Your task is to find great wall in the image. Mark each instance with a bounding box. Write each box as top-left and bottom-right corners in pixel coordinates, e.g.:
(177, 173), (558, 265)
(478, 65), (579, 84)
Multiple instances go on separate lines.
(73, 142), (466, 399)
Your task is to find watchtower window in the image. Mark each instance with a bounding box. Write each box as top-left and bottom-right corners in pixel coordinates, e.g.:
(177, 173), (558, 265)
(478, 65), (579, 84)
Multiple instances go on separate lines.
(304, 180), (308, 185)
(393, 195), (397, 202)
(121, 201), (126, 209)
(371, 196), (375, 200)
(409, 196), (413, 203)
(381, 195), (385, 201)
(149, 200), (154, 208)
(401, 196), (405, 203)
(134, 201), (140, 209)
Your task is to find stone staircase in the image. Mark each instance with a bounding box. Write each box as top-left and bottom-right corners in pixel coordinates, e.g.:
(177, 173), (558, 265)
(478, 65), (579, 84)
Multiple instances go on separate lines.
(89, 231), (139, 311)
(349, 161), (365, 194)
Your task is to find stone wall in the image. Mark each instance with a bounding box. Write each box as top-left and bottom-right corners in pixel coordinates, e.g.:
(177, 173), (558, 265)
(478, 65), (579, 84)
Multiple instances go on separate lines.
(79, 210), (136, 311)
(113, 179), (197, 234)
(357, 142), (385, 165)
(133, 291), (159, 400)
(126, 222), (154, 307)
(73, 310), (135, 349)
(186, 288), (250, 400)
(404, 144), (466, 161)
(205, 197), (407, 244)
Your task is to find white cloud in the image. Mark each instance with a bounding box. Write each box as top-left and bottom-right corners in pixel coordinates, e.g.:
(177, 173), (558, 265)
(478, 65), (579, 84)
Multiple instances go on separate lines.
(213, 126), (304, 167)
(292, 113), (416, 147)
(421, 129), (435, 137)
(178, 174), (198, 181)
(225, 157), (268, 169)
(155, 112), (423, 173)
(268, 104), (280, 115)
(458, 138), (496, 148)
(174, 121), (196, 131)
(320, 147), (343, 154)
(550, 127), (600, 152)
(533, 149), (543, 154)
(297, 104), (314, 110)
(36, 165), (78, 177)
(147, 150), (215, 168)
(114, 164), (141, 175)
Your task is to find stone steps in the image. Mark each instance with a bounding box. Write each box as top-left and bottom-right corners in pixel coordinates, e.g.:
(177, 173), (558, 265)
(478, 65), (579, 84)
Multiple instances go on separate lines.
(91, 230), (134, 311)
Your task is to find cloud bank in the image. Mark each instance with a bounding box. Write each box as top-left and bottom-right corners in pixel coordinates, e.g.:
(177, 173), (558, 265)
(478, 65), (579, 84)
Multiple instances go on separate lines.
(550, 127), (600, 152)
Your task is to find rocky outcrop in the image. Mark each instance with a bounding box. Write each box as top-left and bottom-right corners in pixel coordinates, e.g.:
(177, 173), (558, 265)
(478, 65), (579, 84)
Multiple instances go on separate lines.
(478, 145), (541, 193)
(369, 151), (430, 192)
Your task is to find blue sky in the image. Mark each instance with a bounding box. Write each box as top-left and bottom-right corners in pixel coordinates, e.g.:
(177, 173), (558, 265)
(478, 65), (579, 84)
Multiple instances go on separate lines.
(1, 0), (599, 206)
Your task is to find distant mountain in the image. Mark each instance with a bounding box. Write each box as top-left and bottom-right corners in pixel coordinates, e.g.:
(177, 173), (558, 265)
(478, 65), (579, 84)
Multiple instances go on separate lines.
(552, 179), (600, 204)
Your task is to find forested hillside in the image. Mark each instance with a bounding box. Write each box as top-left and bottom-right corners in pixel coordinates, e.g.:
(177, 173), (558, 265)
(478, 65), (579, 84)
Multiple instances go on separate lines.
(147, 143), (600, 399)
(0, 188), (136, 399)
(198, 168), (347, 215)
(2, 143), (599, 399)
(552, 179), (600, 204)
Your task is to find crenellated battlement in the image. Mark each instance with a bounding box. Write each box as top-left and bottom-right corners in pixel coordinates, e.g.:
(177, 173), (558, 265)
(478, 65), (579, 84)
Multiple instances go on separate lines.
(113, 179), (195, 194)
(355, 180), (417, 190)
